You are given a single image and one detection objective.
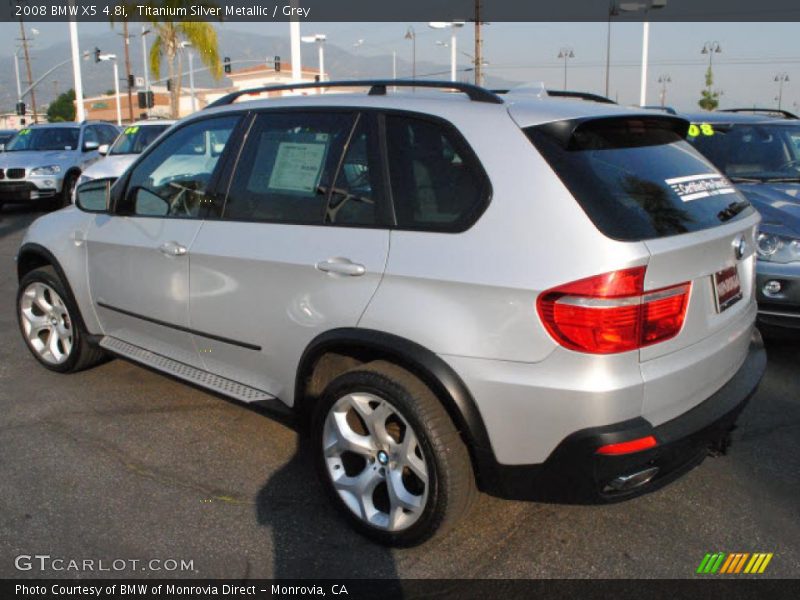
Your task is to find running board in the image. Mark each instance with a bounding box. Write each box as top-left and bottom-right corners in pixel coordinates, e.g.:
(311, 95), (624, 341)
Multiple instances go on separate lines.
(99, 336), (280, 405)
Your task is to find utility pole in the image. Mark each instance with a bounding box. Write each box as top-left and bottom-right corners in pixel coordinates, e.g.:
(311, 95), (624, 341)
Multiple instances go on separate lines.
(120, 22), (134, 123)
(474, 0), (483, 87)
(18, 18), (38, 124)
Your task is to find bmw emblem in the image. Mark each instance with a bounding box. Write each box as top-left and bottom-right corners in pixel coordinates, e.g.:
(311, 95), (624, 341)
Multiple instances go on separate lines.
(377, 450), (389, 465)
(733, 235), (747, 260)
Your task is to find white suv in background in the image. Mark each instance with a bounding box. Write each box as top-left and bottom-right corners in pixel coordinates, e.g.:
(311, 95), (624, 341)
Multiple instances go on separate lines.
(16, 81), (766, 545)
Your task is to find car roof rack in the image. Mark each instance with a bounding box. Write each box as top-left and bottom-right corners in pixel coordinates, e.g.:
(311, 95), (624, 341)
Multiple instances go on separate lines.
(719, 108), (799, 119)
(205, 79), (504, 109)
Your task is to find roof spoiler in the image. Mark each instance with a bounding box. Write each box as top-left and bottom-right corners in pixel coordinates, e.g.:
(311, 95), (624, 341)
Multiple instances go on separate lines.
(535, 114), (690, 150)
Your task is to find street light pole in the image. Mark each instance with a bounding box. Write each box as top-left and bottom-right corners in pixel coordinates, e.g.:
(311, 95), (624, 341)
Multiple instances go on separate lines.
(658, 74), (671, 107)
(405, 27), (416, 81)
(69, 16), (86, 122)
(301, 34), (327, 84)
(112, 60), (121, 125)
(558, 47), (574, 91)
(775, 73), (789, 110)
(639, 21), (649, 106)
(701, 41), (722, 94)
(13, 49), (22, 103)
(180, 41), (196, 112)
(430, 22), (465, 83)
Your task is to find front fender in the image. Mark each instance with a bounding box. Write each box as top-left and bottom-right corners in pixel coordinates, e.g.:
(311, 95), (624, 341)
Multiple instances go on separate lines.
(16, 207), (102, 335)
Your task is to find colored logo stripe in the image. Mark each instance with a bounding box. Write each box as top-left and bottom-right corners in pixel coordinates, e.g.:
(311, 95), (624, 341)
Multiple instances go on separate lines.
(698, 552), (773, 574)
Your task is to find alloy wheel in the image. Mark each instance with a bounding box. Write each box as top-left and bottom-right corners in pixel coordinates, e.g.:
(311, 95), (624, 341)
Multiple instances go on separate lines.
(19, 281), (74, 365)
(322, 392), (429, 531)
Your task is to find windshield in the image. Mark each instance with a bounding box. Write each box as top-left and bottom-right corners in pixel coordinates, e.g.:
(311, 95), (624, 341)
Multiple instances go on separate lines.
(5, 127), (80, 152)
(687, 122), (800, 182)
(110, 124), (170, 155)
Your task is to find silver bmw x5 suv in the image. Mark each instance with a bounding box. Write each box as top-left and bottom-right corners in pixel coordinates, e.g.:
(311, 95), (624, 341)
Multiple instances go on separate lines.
(15, 81), (766, 546)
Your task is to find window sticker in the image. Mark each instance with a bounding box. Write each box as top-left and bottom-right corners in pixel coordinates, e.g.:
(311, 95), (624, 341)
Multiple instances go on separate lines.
(267, 141), (328, 194)
(19, 128), (31, 135)
(124, 126), (139, 135)
(688, 123), (715, 138)
(665, 173), (736, 202)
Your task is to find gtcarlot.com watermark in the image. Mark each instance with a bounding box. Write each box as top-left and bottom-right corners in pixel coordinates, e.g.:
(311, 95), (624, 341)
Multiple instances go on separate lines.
(14, 554), (195, 573)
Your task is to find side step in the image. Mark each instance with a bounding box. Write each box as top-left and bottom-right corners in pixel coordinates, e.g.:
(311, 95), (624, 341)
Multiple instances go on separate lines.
(99, 336), (280, 405)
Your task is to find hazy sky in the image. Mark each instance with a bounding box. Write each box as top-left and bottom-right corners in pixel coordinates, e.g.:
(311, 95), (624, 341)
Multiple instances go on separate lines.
(1, 20), (798, 111)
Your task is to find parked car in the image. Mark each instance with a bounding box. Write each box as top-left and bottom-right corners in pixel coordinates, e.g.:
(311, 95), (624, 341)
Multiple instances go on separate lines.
(684, 111), (800, 331)
(16, 81), (766, 546)
(76, 120), (175, 190)
(0, 129), (17, 150)
(0, 121), (119, 211)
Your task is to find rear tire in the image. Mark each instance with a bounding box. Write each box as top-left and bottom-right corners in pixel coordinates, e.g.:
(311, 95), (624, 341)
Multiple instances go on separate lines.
(311, 360), (476, 546)
(17, 266), (106, 373)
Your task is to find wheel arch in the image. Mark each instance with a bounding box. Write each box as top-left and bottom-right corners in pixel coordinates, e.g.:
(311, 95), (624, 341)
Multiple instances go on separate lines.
(295, 328), (499, 488)
(16, 243), (90, 334)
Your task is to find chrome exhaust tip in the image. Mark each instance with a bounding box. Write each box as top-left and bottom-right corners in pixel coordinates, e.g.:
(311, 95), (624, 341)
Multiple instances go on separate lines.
(604, 466), (660, 493)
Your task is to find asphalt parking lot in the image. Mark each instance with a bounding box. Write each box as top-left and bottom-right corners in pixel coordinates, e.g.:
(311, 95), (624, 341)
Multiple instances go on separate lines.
(1, 205), (798, 580)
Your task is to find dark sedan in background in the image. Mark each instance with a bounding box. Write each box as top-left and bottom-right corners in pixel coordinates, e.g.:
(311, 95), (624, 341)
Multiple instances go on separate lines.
(685, 111), (800, 331)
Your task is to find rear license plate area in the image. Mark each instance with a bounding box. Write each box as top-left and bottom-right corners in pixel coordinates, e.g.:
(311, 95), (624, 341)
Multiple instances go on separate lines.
(712, 266), (743, 313)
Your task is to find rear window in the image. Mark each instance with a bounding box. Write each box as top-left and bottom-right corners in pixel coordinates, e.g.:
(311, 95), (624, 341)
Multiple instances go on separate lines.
(525, 117), (754, 241)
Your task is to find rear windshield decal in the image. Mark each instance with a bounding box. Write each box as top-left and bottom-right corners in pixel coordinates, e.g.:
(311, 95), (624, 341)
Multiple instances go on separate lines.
(665, 173), (735, 202)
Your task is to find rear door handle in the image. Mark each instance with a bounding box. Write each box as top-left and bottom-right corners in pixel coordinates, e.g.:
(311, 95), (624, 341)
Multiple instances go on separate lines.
(316, 258), (366, 277)
(159, 241), (188, 257)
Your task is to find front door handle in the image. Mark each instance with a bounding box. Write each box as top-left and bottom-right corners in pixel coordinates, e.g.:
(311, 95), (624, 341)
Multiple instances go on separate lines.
(159, 241), (188, 257)
(316, 258), (366, 277)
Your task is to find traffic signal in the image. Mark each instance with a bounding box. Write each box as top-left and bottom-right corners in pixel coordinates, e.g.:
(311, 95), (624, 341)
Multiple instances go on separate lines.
(223, 56), (231, 74)
(128, 74), (135, 88)
(274, 55), (281, 72)
(137, 91), (154, 109)
(166, 80), (172, 92)
(94, 47), (101, 63)
(15, 102), (25, 116)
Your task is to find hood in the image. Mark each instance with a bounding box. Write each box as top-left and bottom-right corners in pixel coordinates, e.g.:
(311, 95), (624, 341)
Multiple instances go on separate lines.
(739, 183), (800, 237)
(81, 154), (138, 180)
(0, 150), (76, 169)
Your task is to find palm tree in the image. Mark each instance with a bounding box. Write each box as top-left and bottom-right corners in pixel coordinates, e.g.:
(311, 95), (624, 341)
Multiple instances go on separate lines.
(124, 1), (222, 118)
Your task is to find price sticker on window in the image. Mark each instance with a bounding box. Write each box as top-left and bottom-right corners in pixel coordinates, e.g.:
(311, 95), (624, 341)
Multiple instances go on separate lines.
(688, 123), (715, 138)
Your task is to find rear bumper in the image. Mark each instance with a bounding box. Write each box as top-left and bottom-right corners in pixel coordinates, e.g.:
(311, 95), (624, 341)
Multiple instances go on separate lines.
(479, 329), (766, 502)
(756, 261), (800, 330)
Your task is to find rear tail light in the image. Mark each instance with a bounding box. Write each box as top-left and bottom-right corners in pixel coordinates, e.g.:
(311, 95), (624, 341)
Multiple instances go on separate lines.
(536, 266), (691, 354)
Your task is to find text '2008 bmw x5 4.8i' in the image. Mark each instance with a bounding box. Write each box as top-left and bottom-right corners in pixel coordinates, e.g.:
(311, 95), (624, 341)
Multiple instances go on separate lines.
(15, 81), (766, 546)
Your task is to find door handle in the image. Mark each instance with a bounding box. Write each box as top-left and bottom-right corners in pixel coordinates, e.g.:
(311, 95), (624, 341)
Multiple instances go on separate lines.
(315, 258), (366, 277)
(158, 241), (188, 257)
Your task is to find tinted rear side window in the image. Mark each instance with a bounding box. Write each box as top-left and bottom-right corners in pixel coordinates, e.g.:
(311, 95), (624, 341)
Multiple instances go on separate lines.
(526, 118), (754, 241)
(385, 115), (490, 232)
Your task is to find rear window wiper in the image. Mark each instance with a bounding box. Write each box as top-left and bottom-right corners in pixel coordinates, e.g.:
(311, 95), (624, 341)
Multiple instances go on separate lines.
(717, 200), (750, 222)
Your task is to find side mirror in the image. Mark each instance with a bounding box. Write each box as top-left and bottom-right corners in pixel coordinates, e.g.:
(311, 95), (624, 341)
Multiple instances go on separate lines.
(83, 140), (100, 152)
(98, 143), (109, 156)
(75, 178), (114, 213)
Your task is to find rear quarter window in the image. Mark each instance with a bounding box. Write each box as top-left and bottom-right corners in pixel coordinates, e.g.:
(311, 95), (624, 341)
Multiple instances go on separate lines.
(526, 117), (754, 241)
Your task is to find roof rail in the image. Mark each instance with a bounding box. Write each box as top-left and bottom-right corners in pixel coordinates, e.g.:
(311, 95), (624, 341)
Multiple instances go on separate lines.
(720, 108), (799, 119)
(491, 88), (616, 104)
(205, 79), (504, 109)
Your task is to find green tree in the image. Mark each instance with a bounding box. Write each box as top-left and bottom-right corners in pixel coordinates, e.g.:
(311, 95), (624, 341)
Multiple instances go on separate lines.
(46, 89), (76, 122)
(698, 66), (721, 111)
(136, 2), (222, 118)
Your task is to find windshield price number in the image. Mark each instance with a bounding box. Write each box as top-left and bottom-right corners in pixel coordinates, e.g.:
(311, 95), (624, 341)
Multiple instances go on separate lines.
(689, 123), (715, 138)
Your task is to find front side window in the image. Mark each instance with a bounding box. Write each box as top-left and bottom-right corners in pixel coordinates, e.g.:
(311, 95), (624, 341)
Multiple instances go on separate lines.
(5, 127), (80, 152)
(385, 115), (489, 231)
(119, 115), (240, 218)
(223, 111), (382, 226)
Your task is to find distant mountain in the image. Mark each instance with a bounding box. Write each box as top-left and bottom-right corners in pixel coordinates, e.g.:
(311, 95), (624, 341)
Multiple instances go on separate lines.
(0, 28), (520, 114)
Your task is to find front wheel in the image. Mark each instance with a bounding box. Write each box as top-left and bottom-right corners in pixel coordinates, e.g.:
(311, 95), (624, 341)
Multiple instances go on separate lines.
(17, 267), (105, 373)
(311, 361), (476, 546)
